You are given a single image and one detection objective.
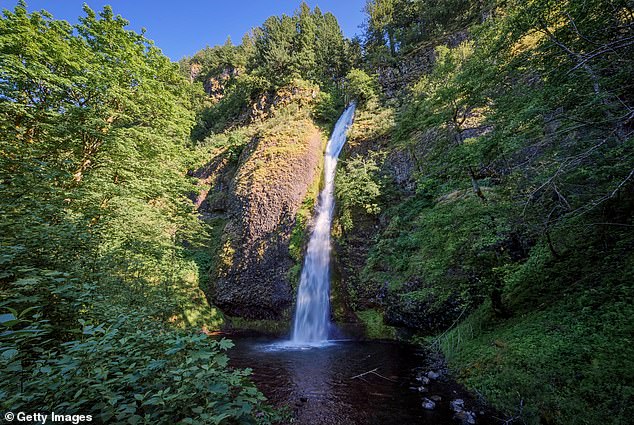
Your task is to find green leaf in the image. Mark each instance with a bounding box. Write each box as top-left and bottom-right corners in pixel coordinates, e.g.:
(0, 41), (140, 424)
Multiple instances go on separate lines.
(0, 313), (17, 324)
(1, 349), (18, 361)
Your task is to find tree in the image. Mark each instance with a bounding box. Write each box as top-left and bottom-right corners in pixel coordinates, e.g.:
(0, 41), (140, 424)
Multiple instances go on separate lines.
(293, 2), (317, 80)
(365, 0), (398, 56)
(0, 5), (276, 421)
(344, 68), (378, 105)
(336, 154), (383, 231)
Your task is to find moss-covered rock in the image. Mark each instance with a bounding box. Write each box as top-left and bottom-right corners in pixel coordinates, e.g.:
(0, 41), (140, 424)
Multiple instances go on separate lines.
(208, 111), (323, 319)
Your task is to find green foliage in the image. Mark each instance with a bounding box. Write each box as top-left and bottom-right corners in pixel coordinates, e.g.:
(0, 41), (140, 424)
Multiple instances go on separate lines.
(336, 154), (383, 231)
(363, 0), (634, 319)
(356, 309), (397, 340)
(186, 2), (357, 140)
(360, 189), (511, 328)
(185, 36), (249, 83)
(438, 243), (634, 425)
(192, 73), (269, 139)
(251, 3), (352, 88)
(1, 314), (279, 424)
(344, 68), (378, 105)
(183, 1), (353, 98)
(346, 100), (395, 143)
(354, 0), (634, 422)
(363, 0), (488, 64)
(313, 89), (345, 126)
(0, 4), (276, 422)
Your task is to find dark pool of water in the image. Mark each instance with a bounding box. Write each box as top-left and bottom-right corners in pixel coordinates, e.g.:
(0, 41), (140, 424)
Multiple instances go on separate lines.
(229, 336), (491, 425)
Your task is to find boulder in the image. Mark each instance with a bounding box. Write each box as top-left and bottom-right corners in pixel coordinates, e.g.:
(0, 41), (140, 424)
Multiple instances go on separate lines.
(421, 398), (436, 410)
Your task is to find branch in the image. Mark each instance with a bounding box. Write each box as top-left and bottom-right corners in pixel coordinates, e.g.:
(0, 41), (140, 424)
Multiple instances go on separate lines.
(351, 368), (379, 379)
(568, 37), (634, 73)
(350, 367), (397, 382)
(536, 23), (602, 97)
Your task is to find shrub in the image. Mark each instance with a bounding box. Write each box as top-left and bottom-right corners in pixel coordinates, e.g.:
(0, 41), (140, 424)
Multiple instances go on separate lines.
(1, 314), (279, 424)
(344, 69), (378, 105)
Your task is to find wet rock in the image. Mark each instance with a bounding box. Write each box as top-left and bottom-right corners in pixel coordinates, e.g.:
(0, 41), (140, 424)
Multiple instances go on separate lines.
(454, 410), (477, 425)
(427, 371), (440, 380)
(190, 153), (236, 218)
(208, 123), (324, 319)
(450, 399), (476, 424)
(386, 147), (417, 193)
(417, 386), (428, 393)
(450, 399), (465, 412)
(421, 398), (436, 410)
(416, 375), (430, 385)
(430, 395), (442, 402)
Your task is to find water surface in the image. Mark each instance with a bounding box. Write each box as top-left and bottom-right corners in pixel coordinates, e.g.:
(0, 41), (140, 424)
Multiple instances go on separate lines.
(230, 336), (487, 425)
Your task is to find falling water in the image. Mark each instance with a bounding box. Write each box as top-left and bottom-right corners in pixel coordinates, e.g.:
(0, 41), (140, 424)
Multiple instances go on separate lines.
(291, 103), (356, 345)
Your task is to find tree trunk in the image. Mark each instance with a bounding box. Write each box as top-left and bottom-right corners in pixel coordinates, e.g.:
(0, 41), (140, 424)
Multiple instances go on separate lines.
(387, 29), (396, 56)
(468, 166), (487, 201)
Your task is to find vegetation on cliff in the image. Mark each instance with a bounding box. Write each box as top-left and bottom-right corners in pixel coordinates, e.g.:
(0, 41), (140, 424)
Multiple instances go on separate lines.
(331, 0), (634, 423)
(181, 4), (367, 323)
(180, 2), (359, 141)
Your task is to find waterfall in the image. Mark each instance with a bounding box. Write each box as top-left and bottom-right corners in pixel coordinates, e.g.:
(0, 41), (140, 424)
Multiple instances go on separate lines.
(290, 103), (356, 345)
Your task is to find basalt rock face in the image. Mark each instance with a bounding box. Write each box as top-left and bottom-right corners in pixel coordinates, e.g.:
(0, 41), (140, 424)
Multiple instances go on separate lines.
(208, 120), (323, 320)
(190, 151), (238, 219)
(376, 30), (469, 97)
(204, 67), (240, 102)
(377, 50), (436, 98)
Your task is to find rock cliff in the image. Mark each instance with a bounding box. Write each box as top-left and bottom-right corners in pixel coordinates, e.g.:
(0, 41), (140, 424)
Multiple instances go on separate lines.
(196, 112), (323, 320)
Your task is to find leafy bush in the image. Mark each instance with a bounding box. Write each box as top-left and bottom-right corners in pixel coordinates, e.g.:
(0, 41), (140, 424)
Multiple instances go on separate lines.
(1, 315), (279, 424)
(312, 90), (345, 126)
(335, 154), (383, 231)
(0, 5), (278, 423)
(193, 74), (270, 139)
(438, 246), (634, 425)
(344, 69), (378, 105)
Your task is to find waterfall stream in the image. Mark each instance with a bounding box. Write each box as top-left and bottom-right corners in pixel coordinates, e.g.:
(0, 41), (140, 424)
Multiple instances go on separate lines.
(290, 103), (356, 345)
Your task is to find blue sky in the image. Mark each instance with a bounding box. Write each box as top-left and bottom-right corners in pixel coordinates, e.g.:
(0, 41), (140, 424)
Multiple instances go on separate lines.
(10, 1), (367, 61)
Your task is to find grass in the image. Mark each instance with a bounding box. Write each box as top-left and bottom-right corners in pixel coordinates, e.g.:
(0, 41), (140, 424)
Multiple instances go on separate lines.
(437, 247), (634, 425)
(356, 309), (397, 340)
(183, 217), (229, 331)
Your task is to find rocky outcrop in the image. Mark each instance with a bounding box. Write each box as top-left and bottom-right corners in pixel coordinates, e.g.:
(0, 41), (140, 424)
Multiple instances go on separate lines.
(377, 31), (469, 97)
(203, 67), (240, 101)
(246, 83), (318, 124)
(377, 50), (436, 98)
(383, 287), (463, 334)
(190, 150), (239, 219)
(208, 119), (323, 320)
